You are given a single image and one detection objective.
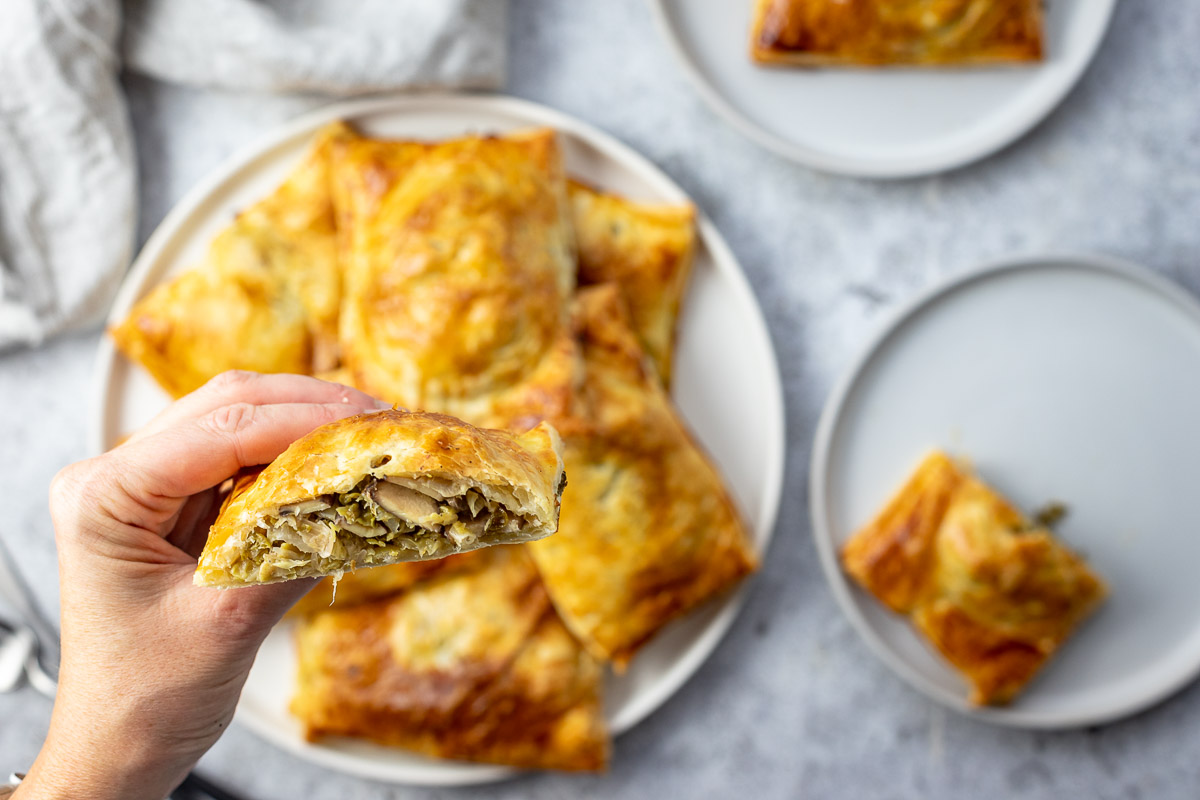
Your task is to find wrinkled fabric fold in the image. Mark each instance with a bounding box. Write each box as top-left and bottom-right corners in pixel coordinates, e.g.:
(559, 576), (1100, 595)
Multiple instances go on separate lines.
(0, 0), (507, 349)
(121, 0), (507, 94)
(0, 0), (133, 349)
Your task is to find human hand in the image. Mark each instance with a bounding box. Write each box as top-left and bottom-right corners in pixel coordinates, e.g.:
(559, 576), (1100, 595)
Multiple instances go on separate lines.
(17, 372), (388, 800)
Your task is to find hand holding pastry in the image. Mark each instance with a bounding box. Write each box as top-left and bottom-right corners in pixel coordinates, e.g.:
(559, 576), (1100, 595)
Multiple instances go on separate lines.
(18, 372), (386, 800)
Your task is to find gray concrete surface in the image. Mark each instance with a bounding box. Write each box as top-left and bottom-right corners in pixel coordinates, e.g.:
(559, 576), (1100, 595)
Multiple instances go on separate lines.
(2, 1), (1198, 797)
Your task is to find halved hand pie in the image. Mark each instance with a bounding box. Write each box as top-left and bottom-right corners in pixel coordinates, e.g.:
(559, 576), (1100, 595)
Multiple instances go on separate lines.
(841, 451), (1106, 705)
(194, 410), (565, 587)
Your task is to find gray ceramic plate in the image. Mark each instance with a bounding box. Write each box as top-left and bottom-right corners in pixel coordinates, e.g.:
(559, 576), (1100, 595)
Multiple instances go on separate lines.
(651, 0), (1115, 178)
(811, 253), (1200, 727)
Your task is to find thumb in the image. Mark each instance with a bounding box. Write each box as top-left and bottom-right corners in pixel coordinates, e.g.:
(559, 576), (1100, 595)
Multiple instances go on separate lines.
(107, 402), (366, 535)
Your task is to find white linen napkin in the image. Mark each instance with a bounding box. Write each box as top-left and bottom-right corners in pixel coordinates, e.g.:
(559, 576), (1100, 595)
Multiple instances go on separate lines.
(0, 0), (133, 350)
(0, 0), (507, 350)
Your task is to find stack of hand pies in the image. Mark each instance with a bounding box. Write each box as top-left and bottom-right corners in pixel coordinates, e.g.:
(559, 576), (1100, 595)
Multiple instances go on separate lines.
(111, 122), (758, 771)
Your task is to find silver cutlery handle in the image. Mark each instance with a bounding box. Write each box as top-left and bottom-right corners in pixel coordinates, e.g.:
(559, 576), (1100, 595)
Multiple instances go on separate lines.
(0, 535), (59, 674)
(0, 541), (236, 798)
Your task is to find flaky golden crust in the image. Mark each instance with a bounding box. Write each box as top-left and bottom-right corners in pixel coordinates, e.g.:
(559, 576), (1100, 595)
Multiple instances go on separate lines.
(195, 410), (564, 587)
(840, 451), (964, 613)
(528, 285), (758, 668)
(451, 324), (582, 433)
(842, 452), (1107, 705)
(290, 546), (609, 771)
(750, 0), (1044, 67)
(110, 122), (355, 397)
(332, 128), (576, 419)
(569, 181), (696, 386)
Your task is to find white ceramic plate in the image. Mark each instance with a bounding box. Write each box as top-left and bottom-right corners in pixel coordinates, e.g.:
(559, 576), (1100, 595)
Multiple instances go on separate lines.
(651, 0), (1116, 178)
(91, 94), (785, 785)
(810, 253), (1200, 728)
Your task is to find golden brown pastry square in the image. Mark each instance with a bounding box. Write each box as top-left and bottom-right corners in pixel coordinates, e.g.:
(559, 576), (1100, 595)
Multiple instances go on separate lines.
(526, 285), (758, 668)
(195, 410), (565, 587)
(750, 0), (1044, 67)
(842, 451), (1107, 705)
(331, 128), (578, 423)
(110, 122), (355, 397)
(569, 180), (696, 386)
(290, 545), (609, 771)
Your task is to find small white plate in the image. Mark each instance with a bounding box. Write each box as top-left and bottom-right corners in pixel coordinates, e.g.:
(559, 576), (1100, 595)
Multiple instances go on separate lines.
(91, 94), (785, 784)
(810, 253), (1200, 728)
(651, 0), (1116, 178)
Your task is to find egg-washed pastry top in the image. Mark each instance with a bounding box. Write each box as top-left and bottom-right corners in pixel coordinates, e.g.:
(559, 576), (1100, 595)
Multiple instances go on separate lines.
(750, 0), (1044, 67)
(290, 545), (609, 771)
(332, 128), (577, 421)
(110, 122), (354, 398)
(569, 181), (695, 386)
(194, 410), (565, 588)
(841, 451), (1106, 705)
(526, 284), (758, 669)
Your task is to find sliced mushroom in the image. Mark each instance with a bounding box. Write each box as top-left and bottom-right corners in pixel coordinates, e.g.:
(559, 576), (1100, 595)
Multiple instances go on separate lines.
(376, 515), (402, 534)
(370, 481), (442, 523)
(463, 517), (490, 535)
(336, 517), (383, 538)
(385, 475), (460, 500)
(278, 497), (332, 516)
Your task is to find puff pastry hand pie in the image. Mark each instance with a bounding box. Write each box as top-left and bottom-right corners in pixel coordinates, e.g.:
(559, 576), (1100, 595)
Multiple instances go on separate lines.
(333, 128), (577, 421)
(750, 0), (1044, 67)
(569, 181), (695, 385)
(842, 451), (1106, 705)
(110, 122), (354, 397)
(290, 545), (609, 771)
(528, 285), (758, 668)
(194, 410), (565, 587)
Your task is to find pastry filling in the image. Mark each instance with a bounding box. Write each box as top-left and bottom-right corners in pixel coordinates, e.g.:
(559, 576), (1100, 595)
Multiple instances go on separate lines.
(232, 477), (530, 582)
